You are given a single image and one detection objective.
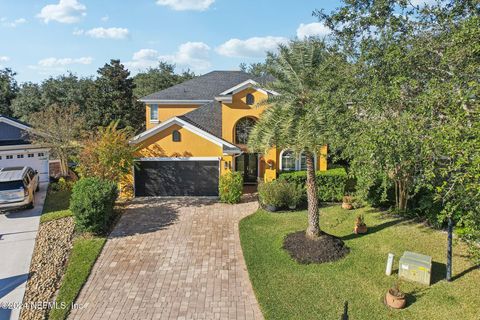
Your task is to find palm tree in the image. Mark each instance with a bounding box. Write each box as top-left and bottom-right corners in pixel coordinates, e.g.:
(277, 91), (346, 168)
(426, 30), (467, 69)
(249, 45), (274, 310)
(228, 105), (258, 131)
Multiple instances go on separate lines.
(248, 39), (351, 239)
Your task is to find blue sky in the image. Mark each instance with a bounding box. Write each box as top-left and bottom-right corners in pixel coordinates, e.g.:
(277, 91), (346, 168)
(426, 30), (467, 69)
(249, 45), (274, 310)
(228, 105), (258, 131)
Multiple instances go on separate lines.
(0, 0), (344, 83)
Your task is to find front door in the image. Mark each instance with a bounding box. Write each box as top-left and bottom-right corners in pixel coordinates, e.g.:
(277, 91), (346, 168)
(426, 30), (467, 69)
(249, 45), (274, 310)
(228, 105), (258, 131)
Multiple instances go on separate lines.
(235, 153), (258, 184)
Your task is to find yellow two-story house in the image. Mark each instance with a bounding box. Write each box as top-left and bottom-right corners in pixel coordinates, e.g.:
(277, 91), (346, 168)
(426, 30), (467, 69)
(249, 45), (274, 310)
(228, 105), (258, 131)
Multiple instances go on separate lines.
(130, 71), (327, 197)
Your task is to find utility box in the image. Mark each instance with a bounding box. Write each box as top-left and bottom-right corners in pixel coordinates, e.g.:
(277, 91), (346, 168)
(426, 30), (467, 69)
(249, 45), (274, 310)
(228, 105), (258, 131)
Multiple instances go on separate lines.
(398, 251), (432, 285)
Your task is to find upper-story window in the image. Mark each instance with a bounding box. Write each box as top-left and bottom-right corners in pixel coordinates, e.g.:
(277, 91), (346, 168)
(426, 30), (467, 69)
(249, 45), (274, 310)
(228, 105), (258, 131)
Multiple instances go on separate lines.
(246, 93), (255, 105)
(172, 130), (181, 142)
(235, 117), (256, 144)
(150, 104), (159, 121)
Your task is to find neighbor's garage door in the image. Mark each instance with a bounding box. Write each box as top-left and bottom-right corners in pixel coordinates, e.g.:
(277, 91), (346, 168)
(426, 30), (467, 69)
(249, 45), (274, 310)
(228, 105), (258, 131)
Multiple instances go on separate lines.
(134, 160), (219, 197)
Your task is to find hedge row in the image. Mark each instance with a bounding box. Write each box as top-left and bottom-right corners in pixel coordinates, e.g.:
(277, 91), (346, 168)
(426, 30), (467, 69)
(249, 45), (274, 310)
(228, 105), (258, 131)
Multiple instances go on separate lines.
(278, 167), (347, 202)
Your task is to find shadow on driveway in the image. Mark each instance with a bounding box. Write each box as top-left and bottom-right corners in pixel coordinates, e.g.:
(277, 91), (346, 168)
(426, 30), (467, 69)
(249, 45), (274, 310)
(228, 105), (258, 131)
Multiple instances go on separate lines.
(0, 273), (29, 300)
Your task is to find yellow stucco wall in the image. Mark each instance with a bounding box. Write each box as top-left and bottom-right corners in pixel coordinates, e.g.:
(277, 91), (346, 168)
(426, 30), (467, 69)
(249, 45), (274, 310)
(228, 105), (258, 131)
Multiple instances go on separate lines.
(136, 124), (223, 158)
(221, 87), (269, 143)
(145, 104), (200, 130)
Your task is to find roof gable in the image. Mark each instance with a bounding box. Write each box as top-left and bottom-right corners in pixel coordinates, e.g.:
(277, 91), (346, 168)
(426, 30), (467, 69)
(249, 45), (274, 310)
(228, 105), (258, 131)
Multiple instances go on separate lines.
(131, 116), (240, 154)
(0, 115), (32, 144)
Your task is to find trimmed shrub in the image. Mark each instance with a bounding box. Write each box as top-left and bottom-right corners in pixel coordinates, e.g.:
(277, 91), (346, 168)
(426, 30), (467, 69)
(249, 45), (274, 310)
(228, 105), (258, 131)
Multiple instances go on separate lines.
(258, 180), (301, 209)
(70, 177), (118, 234)
(258, 180), (287, 208)
(219, 171), (243, 204)
(279, 167), (348, 202)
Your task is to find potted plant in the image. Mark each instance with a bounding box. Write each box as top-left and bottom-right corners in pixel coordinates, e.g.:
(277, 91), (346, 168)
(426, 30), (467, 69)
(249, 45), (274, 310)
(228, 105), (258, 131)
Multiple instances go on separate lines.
(342, 195), (354, 210)
(258, 180), (285, 212)
(385, 281), (406, 309)
(354, 214), (367, 234)
(286, 183), (303, 210)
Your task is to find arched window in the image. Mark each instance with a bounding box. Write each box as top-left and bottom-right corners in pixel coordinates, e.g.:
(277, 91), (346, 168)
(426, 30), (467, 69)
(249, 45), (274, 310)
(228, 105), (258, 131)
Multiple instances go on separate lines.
(246, 93), (255, 105)
(234, 117), (256, 144)
(172, 130), (181, 142)
(280, 150), (296, 171)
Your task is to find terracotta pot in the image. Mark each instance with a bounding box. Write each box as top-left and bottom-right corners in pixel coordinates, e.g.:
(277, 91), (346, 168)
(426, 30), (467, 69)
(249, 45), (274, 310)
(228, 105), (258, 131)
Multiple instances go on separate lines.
(342, 202), (353, 210)
(354, 224), (367, 234)
(385, 289), (406, 309)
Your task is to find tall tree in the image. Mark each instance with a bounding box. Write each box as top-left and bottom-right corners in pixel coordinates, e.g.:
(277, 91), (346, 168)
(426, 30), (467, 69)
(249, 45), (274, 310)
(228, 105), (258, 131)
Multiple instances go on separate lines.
(11, 74), (94, 121)
(317, 0), (480, 278)
(414, 1), (480, 278)
(316, 0), (436, 212)
(0, 68), (18, 116)
(133, 62), (194, 98)
(28, 104), (85, 177)
(248, 39), (351, 239)
(77, 121), (137, 183)
(86, 59), (143, 130)
(11, 82), (42, 121)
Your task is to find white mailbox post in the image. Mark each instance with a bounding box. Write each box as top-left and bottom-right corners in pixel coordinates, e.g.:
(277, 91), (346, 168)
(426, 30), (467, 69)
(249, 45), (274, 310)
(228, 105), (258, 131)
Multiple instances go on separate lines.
(386, 253), (395, 276)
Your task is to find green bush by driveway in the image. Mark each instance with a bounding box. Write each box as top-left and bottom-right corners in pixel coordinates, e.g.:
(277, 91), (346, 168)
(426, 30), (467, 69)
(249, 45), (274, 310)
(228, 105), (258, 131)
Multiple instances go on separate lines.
(219, 171), (243, 204)
(240, 206), (480, 320)
(70, 177), (118, 234)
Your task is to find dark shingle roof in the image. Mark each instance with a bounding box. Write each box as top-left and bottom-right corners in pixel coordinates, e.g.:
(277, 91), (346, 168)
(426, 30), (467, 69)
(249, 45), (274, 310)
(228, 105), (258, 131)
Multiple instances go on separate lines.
(0, 114), (31, 128)
(140, 71), (270, 101)
(179, 101), (222, 137)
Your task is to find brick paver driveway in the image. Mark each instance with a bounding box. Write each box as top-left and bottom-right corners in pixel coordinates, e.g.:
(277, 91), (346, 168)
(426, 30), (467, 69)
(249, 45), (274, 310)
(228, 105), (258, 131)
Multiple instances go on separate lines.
(69, 197), (263, 320)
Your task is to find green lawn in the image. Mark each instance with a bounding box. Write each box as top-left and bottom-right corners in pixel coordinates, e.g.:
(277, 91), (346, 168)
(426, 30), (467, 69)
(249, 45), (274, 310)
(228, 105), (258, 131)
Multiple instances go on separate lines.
(40, 190), (73, 223)
(240, 206), (480, 320)
(48, 235), (106, 320)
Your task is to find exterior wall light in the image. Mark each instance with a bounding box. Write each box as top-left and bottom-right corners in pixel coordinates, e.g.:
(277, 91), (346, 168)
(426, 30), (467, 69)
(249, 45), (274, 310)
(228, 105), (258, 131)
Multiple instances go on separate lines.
(267, 160), (274, 169)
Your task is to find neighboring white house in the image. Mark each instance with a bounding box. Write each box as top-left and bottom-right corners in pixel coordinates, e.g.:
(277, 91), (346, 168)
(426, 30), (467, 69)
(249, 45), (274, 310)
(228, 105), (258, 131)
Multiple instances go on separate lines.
(0, 115), (50, 182)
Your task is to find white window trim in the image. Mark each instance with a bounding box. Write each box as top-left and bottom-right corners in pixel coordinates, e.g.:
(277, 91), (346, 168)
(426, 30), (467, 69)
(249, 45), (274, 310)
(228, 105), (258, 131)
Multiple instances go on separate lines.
(279, 150), (317, 171)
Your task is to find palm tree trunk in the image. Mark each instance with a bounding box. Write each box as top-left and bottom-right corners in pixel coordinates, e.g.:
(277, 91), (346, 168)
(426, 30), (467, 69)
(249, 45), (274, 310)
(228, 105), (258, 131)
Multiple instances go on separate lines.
(305, 152), (320, 239)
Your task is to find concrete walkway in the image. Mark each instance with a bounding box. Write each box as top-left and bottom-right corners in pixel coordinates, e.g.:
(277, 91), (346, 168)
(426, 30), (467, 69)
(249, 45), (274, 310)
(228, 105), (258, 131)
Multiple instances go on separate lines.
(0, 183), (47, 320)
(70, 197), (263, 320)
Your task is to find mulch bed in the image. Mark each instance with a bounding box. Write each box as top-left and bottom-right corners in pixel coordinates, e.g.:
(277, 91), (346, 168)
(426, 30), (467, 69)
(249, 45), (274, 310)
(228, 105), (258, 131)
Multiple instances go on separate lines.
(283, 230), (350, 264)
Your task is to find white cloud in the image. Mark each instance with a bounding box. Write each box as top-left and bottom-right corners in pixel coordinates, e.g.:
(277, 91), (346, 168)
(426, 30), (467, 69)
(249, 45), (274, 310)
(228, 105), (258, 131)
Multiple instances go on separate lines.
(0, 56), (10, 62)
(1, 17), (27, 28)
(156, 0), (214, 11)
(126, 42), (211, 72)
(296, 22), (330, 39)
(74, 27), (129, 39)
(37, 56), (93, 68)
(37, 0), (87, 24)
(101, 15), (109, 22)
(216, 36), (288, 58)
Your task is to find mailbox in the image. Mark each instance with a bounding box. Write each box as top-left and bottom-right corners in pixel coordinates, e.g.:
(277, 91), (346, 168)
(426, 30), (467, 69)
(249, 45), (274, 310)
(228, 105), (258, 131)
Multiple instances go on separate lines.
(398, 251), (432, 285)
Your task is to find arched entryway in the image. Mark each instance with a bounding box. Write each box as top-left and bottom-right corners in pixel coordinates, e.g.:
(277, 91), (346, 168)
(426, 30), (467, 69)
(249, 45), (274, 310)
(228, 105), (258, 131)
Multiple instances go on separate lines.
(233, 117), (259, 184)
